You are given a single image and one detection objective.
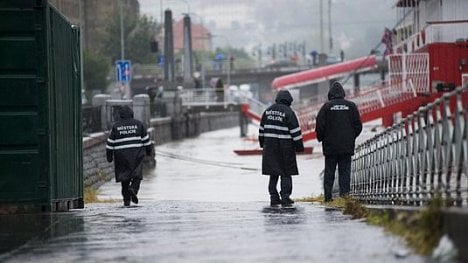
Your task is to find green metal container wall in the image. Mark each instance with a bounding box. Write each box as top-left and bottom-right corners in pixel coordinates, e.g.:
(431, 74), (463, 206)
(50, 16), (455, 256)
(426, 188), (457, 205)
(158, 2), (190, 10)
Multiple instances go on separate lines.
(0, 0), (83, 213)
(48, 6), (83, 209)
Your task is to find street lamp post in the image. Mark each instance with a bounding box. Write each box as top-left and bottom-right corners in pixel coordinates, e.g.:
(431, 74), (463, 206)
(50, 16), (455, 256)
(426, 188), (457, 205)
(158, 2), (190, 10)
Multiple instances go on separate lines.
(119, 0), (125, 60)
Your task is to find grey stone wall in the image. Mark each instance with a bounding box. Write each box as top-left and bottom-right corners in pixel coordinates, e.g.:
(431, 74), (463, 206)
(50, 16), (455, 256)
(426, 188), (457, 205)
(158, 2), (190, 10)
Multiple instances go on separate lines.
(83, 112), (240, 190)
(150, 117), (175, 145)
(199, 112), (239, 133)
(82, 133), (114, 189)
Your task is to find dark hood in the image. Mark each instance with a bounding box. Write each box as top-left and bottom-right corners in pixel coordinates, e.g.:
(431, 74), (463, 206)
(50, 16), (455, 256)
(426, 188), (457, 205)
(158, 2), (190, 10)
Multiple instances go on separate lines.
(328, 81), (345, 100)
(275, 90), (293, 106)
(119, 105), (134, 119)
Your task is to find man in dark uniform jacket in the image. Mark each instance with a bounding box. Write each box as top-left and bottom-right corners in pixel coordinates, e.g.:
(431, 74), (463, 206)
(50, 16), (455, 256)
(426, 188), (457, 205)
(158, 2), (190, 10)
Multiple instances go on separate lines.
(106, 105), (153, 206)
(259, 90), (304, 207)
(315, 82), (362, 202)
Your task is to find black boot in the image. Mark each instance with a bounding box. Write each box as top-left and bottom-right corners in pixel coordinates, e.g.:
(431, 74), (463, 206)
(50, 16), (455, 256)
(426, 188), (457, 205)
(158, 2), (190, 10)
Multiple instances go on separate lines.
(128, 188), (138, 204)
(281, 196), (294, 207)
(270, 194), (281, 207)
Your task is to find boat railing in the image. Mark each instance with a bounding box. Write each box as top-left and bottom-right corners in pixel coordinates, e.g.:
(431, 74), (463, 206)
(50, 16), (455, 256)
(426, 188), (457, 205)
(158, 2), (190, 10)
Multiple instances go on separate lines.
(394, 21), (468, 53)
(425, 20), (468, 44)
(288, 80), (419, 139)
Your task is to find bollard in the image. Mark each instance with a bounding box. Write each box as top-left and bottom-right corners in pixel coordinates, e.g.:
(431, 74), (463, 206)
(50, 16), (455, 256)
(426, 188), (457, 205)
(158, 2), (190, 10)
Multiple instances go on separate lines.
(92, 94), (112, 132)
(133, 94), (151, 127)
(239, 110), (248, 137)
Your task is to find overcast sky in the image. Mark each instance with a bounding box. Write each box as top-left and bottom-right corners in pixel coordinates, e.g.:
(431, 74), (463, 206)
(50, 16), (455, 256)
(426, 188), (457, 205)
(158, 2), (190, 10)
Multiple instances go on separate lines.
(138, 0), (396, 58)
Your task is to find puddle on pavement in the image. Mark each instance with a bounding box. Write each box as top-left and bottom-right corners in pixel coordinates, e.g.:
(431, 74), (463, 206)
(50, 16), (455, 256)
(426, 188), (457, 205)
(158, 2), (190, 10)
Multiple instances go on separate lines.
(0, 127), (427, 263)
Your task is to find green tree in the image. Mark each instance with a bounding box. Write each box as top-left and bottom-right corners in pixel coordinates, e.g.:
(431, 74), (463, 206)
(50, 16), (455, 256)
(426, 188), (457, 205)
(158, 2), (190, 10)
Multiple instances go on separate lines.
(83, 50), (110, 94)
(103, 10), (159, 64)
(102, 8), (137, 61)
(126, 15), (159, 64)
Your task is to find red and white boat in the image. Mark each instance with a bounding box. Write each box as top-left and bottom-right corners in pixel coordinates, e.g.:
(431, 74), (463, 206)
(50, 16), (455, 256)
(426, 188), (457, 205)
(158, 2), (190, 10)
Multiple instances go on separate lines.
(236, 0), (467, 155)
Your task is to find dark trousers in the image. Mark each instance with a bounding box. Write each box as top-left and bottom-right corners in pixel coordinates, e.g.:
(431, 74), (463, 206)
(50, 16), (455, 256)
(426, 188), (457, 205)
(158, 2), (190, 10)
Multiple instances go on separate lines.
(324, 154), (351, 201)
(121, 178), (141, 201)
(268, 175), (292, 199)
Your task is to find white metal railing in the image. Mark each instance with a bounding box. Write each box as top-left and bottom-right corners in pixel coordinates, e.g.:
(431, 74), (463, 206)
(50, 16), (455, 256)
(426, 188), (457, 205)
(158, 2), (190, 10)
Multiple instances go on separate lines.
(244, 96), (267, 118)
(351, 80), (418, 116)
(394, 21), (468, 53)
(388, 53), (430, 94)
(351, 86), (468, 207)
(425, 21), (468, 44)
(294, 103), (321, 133)
(180, 88), (237, 106)
(394, 30), (425, 54)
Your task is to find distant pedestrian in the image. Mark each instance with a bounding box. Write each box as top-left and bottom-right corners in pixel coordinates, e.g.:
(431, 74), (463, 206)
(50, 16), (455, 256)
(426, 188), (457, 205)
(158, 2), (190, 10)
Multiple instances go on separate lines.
(259, 90), (304, 207)
(215, 78), (225, 102)
(106, 105), (153, 206)
(315, 82), (362, 202)
(310, 50), (318, 66)
(229, 54), (235, 71)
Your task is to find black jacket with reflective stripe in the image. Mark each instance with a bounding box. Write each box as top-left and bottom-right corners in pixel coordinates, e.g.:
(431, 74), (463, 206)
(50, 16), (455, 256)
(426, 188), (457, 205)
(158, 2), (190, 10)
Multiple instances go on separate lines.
(106, 108), (152, 182)
(258, 90), (304, 176)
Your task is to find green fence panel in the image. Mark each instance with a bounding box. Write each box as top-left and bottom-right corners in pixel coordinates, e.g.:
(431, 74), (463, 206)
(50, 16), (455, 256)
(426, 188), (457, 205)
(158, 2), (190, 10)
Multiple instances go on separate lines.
(0, 0), (83, 213)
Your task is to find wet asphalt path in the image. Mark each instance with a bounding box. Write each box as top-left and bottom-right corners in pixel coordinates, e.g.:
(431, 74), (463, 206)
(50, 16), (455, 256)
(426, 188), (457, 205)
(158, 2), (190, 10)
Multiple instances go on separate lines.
(1, 125), (425, 262)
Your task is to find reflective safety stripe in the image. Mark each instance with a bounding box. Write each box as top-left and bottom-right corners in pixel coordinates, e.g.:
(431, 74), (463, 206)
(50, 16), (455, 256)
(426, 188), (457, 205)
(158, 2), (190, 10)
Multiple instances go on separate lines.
(263, 133), (292, 139)
(107, 136), (142, 144)
(293, 135), (303, 141)
(264, 124), (289, 131)
(141, 135), (149, 141)
(112, 143), (144, 150)
(143, 141), (152, 146)
(259, 126), (264, 130)
(290, 127), (301, 133)
(259, 132), (264, 137)
(106, 145), (114, 150)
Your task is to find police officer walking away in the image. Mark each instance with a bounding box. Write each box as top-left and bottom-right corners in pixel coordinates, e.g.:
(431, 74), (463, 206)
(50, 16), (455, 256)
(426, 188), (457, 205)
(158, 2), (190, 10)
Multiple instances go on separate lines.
(106, 105), (153, 206)
(315, 82), (362, 202)
(259, 90), (304, 207)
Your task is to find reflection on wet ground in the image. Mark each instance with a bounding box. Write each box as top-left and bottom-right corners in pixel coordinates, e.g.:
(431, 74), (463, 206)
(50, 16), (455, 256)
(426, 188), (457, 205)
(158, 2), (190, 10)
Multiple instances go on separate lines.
(0, 212), (84, 255)
(1, 126), (425, 262)
(1, 201), (425, 263)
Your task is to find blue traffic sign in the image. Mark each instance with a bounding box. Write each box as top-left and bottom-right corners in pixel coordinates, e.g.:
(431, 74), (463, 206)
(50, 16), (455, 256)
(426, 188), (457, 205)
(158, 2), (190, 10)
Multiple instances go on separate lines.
(115, 60), (132, 83)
